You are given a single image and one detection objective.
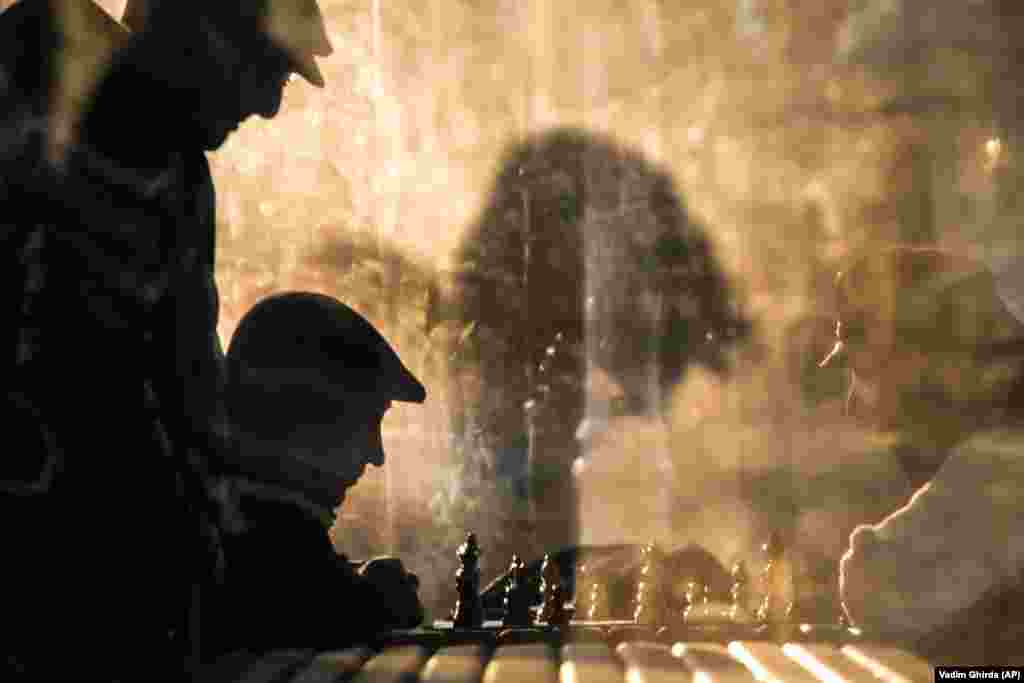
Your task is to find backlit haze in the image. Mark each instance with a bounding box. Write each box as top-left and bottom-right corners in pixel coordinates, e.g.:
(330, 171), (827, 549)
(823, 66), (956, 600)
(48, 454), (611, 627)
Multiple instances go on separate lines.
(21, 0), (1024, 618)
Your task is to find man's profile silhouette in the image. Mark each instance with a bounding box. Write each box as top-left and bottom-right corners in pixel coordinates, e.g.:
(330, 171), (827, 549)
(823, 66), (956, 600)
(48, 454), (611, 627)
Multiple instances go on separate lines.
(211, 291), (427, 657)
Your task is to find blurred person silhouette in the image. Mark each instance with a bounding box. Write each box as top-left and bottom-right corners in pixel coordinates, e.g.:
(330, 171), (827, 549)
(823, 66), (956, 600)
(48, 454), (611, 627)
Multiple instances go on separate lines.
(213, 291), (426, 656)
(822, 245), (1024, 663)
(453, 128), (750, 555)
(1, 0), (331, 678)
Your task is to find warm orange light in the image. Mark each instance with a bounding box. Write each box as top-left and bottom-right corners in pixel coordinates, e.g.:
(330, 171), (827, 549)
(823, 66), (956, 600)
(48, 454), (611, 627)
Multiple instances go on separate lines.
(840, 646), (912, 683)
(558, 661), (578, 683)
(986, 137), (1003, 163)
(783, 643), (848, 683)
(727, 642), (781, 683)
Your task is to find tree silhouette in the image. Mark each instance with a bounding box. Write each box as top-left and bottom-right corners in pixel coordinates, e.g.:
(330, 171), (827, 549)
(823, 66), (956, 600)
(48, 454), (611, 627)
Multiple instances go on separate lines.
(453, 127), (751, 549)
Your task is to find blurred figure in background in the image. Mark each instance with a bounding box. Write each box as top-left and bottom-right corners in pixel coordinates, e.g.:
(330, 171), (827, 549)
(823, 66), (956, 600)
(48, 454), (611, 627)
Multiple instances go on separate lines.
(215, 291), (425, 656)
(452, 128), (750, 559)
(2, 0), (330, 678)
(827, 245), (1024, 663)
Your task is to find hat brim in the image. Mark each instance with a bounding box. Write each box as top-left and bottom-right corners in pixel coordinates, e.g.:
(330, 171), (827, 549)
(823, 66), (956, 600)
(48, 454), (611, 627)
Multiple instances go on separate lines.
(390, 364), (427, 403)
(290, 51), (325, 88)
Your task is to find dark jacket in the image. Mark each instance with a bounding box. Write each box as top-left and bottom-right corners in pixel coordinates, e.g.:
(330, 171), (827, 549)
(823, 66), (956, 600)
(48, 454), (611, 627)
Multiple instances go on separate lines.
(208, 479), (359, 655)
(2, 13), (227, 677)
(207, 478), (421, 657)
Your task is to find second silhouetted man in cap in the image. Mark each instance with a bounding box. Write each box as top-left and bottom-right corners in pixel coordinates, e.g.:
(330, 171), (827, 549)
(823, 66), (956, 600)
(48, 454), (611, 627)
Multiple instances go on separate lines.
(211, 291), (426, 656)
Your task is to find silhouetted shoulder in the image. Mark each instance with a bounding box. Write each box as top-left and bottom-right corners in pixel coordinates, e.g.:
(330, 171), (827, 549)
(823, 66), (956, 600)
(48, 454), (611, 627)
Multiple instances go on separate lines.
(213, 481), (357, 653)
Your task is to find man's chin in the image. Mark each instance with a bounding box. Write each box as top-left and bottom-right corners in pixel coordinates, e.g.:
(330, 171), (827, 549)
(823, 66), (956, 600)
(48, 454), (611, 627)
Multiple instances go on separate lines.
(332, 479), (362, 508)
(198, 120), (241, 150)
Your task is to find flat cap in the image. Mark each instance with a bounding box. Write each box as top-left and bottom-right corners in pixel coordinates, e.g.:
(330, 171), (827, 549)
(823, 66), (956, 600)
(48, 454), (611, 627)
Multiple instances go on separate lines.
(227, 291), (426, 405)
(121, 0), (332, 87)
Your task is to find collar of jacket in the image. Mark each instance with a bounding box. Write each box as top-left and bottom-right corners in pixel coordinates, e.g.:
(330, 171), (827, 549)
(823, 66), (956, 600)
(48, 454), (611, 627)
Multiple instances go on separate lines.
(216, 475), (336, 534)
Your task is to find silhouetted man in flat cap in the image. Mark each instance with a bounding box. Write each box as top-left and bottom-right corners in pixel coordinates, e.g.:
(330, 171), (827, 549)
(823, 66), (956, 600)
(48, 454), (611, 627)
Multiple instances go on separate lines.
(210, 292), (425, 657)
(1, 0), (331, 678)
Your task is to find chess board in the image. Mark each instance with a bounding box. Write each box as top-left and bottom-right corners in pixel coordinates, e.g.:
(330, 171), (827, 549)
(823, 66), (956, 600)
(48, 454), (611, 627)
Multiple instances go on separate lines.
(210, 537), (930, 681)
(214, 623), (933, 682)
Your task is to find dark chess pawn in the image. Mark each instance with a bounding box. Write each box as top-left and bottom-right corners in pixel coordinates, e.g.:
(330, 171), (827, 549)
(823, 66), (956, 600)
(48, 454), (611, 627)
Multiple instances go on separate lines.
(755, 531), (793, 624)
(633, 541), (669, 626)
(452, 532), (484, 628)
(730, 560), (753, 623)
(536, 554), (569, 627)
(502, 555), (533, 627)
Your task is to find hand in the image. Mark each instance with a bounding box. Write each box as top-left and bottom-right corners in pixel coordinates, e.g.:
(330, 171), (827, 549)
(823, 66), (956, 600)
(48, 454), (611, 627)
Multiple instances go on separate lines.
(357, 556), (424, 629)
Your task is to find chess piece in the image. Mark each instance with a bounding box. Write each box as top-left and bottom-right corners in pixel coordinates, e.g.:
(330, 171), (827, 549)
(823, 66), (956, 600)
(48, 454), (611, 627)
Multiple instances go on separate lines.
(502, 555), (533, 627)
(452, 533), (484, 628)
(536, 554), (569, 627)
(574, 562), (589, 618)
(682, 581), (710, 622)
(755, 531), (793, 624)
(633, 541), (669, 626)
(676, 578), (692, 623)
(729, 560), (752, 623)
(576, 562), (610, 621)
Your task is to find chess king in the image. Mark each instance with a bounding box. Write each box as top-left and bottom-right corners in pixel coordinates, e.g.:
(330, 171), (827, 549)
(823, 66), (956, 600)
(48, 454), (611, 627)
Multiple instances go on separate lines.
(2, 0), (329, 678)
(216, 292), (427, 654)
(824, 246), (1024, 664)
